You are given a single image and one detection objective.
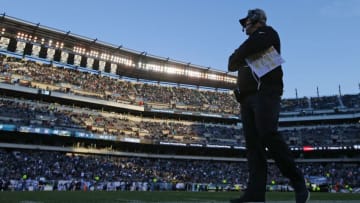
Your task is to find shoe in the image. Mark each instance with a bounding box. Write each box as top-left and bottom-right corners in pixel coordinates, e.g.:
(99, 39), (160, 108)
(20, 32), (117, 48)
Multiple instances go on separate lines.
(295, 190), (310, 203)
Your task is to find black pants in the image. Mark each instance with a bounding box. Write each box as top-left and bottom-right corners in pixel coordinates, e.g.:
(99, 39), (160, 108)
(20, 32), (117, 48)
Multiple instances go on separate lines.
(240, 91), (305, 199)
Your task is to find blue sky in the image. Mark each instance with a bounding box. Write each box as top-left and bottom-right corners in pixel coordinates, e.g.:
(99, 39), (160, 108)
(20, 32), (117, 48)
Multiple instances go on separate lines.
(1, 0), (360, 98)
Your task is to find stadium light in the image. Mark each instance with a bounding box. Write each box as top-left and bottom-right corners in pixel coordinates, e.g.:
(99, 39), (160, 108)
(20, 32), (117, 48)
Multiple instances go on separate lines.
(48, 39), (53, 47)
(78, 47), (86, 54)
(165, 66), (183, 75)
(16, 32), (21, 39)
(224, 75), (237, 83)
(140, 62), (163, 72)
(88, 50), (99, 58)
(186, 69), (202, 78)
(207, 73), (220, 80)
(100, 53), (110, 60)
(115, 55), (133, 67)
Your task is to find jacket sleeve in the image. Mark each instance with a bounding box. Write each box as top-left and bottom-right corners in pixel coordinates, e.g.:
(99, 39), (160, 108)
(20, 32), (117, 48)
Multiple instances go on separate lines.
(228, 28), (279, 72)
(228, 51), (246, 72)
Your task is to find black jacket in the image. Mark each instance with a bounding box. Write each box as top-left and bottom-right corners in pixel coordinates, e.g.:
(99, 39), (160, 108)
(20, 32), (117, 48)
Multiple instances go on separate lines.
(228, 25), (283, 100)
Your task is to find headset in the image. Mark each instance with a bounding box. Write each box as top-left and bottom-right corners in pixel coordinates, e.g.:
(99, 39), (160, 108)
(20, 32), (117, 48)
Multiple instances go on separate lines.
(240, 9), (266, 32)
(247, 9), (262, 24)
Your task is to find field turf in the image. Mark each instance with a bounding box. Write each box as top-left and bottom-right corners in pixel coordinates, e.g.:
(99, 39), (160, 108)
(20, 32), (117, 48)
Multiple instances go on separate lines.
(0, 191), (360, 203)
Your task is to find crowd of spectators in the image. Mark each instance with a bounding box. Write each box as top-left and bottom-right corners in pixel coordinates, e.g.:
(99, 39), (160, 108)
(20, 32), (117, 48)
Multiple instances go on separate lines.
(281, 125), (360, 147)
(2, 55), (359, 115)
(0, 56), (239, 114)
(1, 55), (360, 194)
(0, 149), (358, 192)
(1, 97), (359, 147)
(0, 97), (242, 146)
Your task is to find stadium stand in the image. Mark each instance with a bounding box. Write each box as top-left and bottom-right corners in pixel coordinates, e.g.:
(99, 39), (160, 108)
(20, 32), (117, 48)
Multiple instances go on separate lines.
(0, 14), (359, 194)
(0, 149), (359, 192)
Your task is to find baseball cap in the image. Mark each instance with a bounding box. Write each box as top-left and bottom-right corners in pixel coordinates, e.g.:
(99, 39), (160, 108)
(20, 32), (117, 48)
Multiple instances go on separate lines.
(239, 8), (267, 27)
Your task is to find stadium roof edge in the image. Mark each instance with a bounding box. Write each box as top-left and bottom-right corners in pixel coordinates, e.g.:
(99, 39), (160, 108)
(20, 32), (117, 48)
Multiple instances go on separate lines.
(1, 13), (232, 75)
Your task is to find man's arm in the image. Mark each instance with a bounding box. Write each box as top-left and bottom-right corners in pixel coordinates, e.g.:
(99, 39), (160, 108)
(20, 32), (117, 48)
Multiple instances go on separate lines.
(228, 50), (246, 72)
(228, 28), (279, 72)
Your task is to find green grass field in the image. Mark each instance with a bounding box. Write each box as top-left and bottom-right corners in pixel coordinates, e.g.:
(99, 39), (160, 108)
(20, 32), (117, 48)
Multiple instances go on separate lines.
(0, 191), (360, 203)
